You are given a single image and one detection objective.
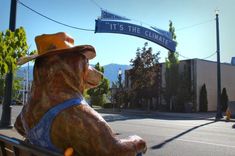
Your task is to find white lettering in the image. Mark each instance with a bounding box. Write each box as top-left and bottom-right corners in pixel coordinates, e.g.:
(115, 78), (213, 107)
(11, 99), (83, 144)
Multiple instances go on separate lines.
(110, 24), (117, 30)
(145, 30), (149, 36)
(144, 30), (169, 45)
(119, 24), (124, 31)
(127, 26), (141, 33)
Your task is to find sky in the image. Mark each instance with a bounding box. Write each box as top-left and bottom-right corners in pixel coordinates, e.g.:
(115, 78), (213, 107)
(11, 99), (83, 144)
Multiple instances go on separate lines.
(0, 0), (235, 66)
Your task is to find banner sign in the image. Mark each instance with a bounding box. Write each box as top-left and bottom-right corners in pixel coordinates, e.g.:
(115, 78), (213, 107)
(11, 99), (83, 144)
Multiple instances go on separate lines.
(151, 26), (172, 39)
(101, 10), (130, 21)
(95, 20), (176, 52)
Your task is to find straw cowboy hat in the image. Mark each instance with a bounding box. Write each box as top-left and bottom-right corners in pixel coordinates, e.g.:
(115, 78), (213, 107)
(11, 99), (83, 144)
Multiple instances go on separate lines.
(17, 32), (96, 65)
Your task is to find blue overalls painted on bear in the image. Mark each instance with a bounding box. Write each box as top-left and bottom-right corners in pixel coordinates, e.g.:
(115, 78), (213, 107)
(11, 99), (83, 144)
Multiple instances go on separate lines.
(27, 98), (87, 152)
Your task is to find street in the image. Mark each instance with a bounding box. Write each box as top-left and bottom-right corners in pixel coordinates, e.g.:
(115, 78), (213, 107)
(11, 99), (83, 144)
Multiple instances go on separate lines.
(104, 113), (235, 156)
(1, 106), (235, 156)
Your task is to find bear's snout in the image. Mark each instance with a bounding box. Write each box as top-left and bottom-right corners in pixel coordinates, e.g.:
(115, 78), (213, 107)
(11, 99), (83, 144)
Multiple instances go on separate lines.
(85, 65), (103, 89)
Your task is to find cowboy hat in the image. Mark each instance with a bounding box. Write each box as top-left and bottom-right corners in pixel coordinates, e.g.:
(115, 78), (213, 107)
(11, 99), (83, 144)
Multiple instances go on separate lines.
(17, 32), (96, 65)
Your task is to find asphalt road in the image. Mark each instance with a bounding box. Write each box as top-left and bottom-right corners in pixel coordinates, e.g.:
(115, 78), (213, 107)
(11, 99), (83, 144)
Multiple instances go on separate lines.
(1, 106), (235, 156)
(103, 113), (235, 156)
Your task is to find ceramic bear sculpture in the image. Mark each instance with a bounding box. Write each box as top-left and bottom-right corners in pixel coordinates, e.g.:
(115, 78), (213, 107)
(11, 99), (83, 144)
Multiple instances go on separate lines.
(15, 32), (147, 156)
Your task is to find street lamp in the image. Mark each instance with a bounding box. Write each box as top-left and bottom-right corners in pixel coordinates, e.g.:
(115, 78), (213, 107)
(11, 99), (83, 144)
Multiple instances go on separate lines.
(118, 68), (122, 76)
(215, 9), (223, 120)
(118, 68), (122, 88)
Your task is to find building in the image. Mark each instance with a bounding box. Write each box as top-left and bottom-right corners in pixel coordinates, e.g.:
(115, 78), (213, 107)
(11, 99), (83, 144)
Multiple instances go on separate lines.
(125, 58), (235, 112)
(231, 57), (235, 66)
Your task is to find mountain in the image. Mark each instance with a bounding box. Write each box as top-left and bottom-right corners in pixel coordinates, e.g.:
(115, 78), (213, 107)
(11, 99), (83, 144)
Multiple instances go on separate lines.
(16, 65), (34, 81)
(103, 64), (131, 84)
(16, 64), (131, 84)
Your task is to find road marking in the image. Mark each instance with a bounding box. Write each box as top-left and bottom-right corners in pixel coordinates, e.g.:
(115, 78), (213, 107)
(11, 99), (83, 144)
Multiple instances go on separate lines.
(177, 138), (235, 148)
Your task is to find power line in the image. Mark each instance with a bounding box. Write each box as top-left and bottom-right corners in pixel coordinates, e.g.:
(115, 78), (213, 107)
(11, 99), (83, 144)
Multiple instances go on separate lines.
(176, 19), (214, 31)
(178, 53), (190, 59)
(89, 0), (215, 33)
(202, 52), (217, 60)
(18, 0), (217, 61)
(85, 0), (217, 61)
(89, 0), (102, 9)
(17, 0), (95, 31)
(177, 51), (217, 60)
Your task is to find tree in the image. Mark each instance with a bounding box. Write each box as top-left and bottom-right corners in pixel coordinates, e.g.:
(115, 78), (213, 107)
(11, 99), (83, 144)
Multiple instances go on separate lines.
(176, 64), (193, 112)
(164, 21), (179, 111)
(87, 63), (110, 107)
(0, 76), (4, 98)
(129, 42), (160, 109)
(0, 27), (30, 75)
(199, 84), (208, 112)
(0, 27), (35, 99)
(0, 27), (35, 126)
(221, 88), (228, 112)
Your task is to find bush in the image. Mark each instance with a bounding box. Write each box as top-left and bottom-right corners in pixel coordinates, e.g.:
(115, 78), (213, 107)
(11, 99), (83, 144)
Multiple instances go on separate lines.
(221, 88), (228, 112)
(90, 94), (106, 107)
(103, 103), (113, 108)
(199, 84), (208, 112)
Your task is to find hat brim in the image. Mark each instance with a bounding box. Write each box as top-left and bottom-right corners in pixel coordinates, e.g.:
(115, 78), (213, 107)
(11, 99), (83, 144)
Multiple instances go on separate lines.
(17, 45), (96, 65)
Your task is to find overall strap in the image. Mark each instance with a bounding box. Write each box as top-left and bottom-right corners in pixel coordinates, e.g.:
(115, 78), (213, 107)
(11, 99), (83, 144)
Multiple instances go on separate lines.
(27, 98), (87, 152)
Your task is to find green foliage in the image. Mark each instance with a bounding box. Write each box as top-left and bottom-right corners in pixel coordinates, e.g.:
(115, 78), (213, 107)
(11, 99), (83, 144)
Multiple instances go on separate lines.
(164, 21), (179, 111)
(90, 94), (106, 107)
(169, 20), (177, 43)
(129, 42), (160, 108)
(87, 62), (110, 106)
(0, 71), (25, 102)
(199, 84), (208, 112)
(0, 75), (4, 97)
(164, 52), (179, 100)
(175, 64), (193, 112)
(103, 102), (112, 108)
(130, 42), (160, 92)
(12, 76), (23, 100)
(0, 27), (35, 102)
(0, 27), (29, 75)
(221, 88), (228, 111)
(111, 70), (127, 109)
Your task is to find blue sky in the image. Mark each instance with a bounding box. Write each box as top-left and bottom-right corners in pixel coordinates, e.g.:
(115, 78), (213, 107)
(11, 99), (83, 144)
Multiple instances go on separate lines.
(1, 0), (234, 66)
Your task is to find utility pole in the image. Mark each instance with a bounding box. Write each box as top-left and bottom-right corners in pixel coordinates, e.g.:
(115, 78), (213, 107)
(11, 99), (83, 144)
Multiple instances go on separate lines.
(0, 0), (17, 128)
(215, 9), (223, 120)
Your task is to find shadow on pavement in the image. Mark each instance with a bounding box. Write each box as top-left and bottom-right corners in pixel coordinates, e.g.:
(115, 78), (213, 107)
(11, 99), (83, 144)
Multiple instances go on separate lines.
(150, 121), (217, 150)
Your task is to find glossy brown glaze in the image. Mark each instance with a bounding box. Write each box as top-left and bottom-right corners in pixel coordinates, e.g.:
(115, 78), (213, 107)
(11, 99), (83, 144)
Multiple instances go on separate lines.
(15, 52), (147, 156)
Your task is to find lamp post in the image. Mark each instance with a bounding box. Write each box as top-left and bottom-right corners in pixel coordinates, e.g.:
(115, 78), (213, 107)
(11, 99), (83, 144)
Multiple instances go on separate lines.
(118, 68), (122, 88)
(215, 9), (223, 120)
(118, 68), (122, 111)
(0, 0), (17, 128)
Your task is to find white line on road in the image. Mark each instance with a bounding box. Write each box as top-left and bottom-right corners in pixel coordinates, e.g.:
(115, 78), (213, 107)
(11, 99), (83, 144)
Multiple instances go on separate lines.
(177, 138), (235, 149)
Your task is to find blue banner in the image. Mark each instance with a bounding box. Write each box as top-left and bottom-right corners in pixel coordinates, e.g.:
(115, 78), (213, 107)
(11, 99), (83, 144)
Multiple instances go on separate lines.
(95, 20), (176, 52)
(101, 10), (130, 21)
(151, 26), (172, 39)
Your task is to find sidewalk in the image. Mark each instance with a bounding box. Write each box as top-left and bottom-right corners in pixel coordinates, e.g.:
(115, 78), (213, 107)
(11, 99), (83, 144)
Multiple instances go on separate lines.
(94, 107), (234, 121)
(0, 107), (234, 140)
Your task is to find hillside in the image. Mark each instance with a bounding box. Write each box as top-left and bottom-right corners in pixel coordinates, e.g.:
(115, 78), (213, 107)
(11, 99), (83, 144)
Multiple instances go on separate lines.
(17, 64), (131, 84)
(103, 63), (131, 84)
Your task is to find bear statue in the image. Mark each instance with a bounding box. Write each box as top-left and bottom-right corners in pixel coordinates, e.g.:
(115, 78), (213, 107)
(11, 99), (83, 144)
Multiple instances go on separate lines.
(15, 32), (147, 156)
